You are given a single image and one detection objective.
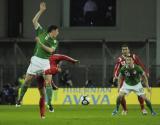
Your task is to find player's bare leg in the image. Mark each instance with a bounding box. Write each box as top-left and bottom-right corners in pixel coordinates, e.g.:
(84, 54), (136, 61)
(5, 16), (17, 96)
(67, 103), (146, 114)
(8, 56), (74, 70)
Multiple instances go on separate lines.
(112, 92), (126, 115)
(44, 75), (54, 112)
(121, 96), (128, 115)
(16, 74), (34, 107)
(119, 82), (128, 115)
(140, 95), (156, 116)
(137, 96), (147, 115)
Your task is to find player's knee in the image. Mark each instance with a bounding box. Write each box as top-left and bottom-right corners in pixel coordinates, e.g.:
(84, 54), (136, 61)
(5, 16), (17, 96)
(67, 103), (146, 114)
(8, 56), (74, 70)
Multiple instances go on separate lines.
(45, 79), (52, 86)
(40, 92), (45, 98)
(25, 75), (33, 84)
(119, 92), (124, 97)
(141, 95), (146, 100)
(38, 88), (45, 97)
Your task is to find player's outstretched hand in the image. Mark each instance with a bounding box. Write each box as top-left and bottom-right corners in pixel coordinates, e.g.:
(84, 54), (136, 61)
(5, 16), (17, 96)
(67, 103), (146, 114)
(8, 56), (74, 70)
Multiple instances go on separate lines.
(75, 60), (80, 64)
(40, 2), (46, 12)
(52, 83), (58, 90)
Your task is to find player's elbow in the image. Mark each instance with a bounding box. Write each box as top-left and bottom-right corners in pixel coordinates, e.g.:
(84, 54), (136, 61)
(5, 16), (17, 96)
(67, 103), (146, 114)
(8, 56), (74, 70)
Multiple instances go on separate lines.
(32, 19), (35, 24)
(49, 48), (54, 53)
(32, 19), (37, 26)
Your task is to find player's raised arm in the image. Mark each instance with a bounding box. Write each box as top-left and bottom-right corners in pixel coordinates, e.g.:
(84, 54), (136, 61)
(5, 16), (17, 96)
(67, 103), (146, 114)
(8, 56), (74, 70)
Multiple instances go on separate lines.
(32, 2), (46, 29)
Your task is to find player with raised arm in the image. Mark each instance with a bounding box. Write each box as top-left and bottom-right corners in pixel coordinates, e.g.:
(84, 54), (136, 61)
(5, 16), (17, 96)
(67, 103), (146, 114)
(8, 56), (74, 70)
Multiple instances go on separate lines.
(16, 2), (59, 119)
(113, 44), (148, 115)
(112, 56), (156, 116)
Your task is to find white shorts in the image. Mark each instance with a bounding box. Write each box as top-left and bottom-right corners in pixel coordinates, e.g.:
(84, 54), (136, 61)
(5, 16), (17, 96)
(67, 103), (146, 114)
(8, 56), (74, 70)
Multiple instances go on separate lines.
(27, 56), (50, 75)
(120, 82), (145, 96)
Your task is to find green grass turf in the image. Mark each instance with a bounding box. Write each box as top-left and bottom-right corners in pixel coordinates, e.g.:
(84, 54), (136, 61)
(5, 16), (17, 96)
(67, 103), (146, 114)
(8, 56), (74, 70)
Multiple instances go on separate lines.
(0, 105), (159, 125)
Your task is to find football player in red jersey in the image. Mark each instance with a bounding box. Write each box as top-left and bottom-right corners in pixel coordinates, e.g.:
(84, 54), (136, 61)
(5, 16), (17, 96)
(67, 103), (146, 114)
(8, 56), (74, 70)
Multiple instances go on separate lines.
(35, 54), (79, 112)
(37, 54), (79, 76)
(113, 44), (149, 115)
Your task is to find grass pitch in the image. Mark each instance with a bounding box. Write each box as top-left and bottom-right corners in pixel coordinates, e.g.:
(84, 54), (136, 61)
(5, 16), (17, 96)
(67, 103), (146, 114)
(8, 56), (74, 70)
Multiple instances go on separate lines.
(0, 105), (159, 125)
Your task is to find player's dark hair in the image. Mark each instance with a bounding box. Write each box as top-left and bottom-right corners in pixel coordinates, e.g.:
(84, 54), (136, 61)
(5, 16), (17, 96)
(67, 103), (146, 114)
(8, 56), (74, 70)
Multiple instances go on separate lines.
(121, 43), (129, 48)
(47, 25), (58, 33)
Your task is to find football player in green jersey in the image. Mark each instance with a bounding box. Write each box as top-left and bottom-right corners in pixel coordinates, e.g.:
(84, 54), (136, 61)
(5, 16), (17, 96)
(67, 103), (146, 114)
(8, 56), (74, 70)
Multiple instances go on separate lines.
(16, 2), (59, 119)
(112, 56), (156, 116)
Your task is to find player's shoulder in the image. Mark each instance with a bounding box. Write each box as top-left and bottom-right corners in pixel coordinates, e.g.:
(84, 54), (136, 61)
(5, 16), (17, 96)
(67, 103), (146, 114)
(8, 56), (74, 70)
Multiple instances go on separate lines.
(120, 65), (126, 70)
(49, 38), (57, 44)
(116, 55), (123, 62)
(134, 64), (142, 69)
(38, 30), (47, 37)
(130, 53), (139, 59)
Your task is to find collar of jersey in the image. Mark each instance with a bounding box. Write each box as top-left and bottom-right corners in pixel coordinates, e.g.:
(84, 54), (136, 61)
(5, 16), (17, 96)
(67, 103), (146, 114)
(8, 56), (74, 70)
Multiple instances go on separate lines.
(48, 33), (56, 40)
(126, 64), (134, 69)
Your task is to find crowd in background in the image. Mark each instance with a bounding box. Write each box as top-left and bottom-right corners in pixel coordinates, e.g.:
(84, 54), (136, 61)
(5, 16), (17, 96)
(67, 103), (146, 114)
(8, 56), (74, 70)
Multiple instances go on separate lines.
(0, 84), (18, 105)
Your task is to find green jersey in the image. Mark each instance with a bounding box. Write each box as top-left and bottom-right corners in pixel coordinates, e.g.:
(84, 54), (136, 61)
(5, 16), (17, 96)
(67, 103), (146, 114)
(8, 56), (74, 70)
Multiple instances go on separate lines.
(120, 64), (144, 86)
(33, 24), (58, 59)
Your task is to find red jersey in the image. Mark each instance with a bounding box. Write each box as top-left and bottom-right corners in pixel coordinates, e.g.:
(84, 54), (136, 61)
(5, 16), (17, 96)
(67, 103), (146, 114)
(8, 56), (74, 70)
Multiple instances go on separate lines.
(113, 54), (149, 78)
(44, 54), (78, 75)
(49, 54), (77, 67)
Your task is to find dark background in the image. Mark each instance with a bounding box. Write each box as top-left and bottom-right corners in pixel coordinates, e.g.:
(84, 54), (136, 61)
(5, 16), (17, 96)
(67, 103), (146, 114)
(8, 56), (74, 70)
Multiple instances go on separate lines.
(70, 0), (116, 26)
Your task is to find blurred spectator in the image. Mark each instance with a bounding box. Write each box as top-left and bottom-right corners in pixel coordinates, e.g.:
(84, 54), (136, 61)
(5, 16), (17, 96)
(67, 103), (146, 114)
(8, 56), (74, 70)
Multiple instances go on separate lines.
(1, 84), (10, 104)
(18, 74), (26, 88)
(83, 0), (98, 25)
(105, 5), (114, 25)
(85, 80), (95, 88)
(0, 91), (2, 104)
(156, 76), (160, 86)
(14, 74), (26, 100)
(60, 69), (73, 87)
(1, 84), (17, 104)
(8, 84), (17, 104)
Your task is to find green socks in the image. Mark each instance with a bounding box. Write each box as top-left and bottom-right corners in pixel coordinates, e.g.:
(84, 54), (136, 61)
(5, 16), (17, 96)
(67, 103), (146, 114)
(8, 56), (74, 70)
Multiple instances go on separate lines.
(116, 96), (121, 111)
(46, 86), (53, 105)
(19, 84), (28, 101)
(145, 99), (153, 112)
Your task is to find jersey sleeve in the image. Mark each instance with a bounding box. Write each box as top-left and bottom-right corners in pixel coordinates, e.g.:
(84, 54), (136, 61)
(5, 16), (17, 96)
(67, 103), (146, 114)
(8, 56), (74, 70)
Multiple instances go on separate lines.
(113, 57), (121, 78)
(133, 54), (149, 76)
(137, 65), (144, 75)
(35, 23), (45, 36)
(50, 40), (58, 51)
(119, 66), (125, 76)
(33, 44), (38, 54)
